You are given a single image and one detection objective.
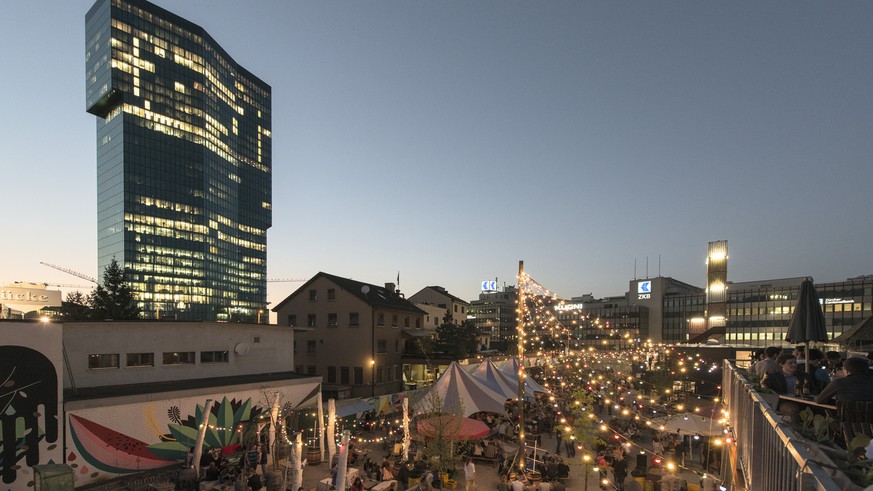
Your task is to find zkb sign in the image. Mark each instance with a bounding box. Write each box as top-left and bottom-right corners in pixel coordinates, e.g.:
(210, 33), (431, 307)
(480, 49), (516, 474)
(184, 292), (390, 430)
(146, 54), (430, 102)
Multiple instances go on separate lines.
(481, 280), (497, 292)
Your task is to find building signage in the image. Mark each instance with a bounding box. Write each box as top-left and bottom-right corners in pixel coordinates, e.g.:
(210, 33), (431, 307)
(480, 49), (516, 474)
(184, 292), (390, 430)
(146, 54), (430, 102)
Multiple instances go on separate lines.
(481, 280), (497, 292)
(554, 303), (585, 312)
(0, 285), (62, 311)
(822, 298), (855, 305)
(638, 280), (652, 300)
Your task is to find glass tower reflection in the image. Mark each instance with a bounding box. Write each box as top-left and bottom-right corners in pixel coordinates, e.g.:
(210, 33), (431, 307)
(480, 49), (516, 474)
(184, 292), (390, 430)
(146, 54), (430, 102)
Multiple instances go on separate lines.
(86, 0), (271, 322)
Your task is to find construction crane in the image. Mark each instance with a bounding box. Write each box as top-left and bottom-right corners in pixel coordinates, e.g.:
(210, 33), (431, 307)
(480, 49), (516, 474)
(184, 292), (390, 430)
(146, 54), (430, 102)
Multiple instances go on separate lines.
(40, 262), (98, 283)
(267, 278), (306, 282)
(45, 283), (93, 289)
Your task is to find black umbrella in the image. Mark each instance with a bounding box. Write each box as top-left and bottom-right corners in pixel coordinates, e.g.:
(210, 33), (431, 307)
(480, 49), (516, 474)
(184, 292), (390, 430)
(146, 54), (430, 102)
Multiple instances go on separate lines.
(785, 278), (829, 363)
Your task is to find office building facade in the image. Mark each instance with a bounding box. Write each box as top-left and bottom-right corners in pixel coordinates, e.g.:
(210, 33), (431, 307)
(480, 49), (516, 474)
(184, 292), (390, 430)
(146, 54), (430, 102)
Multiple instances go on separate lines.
(86, 0), (271, 321)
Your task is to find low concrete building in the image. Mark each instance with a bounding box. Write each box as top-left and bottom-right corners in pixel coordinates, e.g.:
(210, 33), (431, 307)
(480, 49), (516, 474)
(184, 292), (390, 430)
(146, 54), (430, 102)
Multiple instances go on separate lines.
(0, 319), (320, 491)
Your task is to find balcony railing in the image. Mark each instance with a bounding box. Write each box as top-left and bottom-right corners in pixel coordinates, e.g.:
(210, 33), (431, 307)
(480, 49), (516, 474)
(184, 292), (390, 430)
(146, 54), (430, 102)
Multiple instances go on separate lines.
(722, 360), (841, 490)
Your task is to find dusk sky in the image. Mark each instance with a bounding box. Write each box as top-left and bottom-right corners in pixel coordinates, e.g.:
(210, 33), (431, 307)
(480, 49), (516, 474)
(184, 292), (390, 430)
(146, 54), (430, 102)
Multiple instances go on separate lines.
(2, 1), (872, 311)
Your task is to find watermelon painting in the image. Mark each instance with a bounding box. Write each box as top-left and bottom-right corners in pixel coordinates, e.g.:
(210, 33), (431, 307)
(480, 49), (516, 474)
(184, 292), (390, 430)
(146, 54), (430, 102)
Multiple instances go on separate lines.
(68, 414), (176, 474)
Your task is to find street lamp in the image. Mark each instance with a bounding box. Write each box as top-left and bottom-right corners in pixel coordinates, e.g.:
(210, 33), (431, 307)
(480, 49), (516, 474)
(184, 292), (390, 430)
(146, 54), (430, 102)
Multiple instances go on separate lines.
(582, 454), (591, 491)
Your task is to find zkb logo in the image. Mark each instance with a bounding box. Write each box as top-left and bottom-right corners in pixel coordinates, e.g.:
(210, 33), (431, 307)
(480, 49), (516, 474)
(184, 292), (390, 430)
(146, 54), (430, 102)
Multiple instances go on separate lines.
(638, 281), (652, 294)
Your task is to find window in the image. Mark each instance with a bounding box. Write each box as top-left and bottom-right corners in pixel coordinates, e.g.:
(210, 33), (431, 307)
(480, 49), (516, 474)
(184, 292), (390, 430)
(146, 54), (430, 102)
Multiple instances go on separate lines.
(307, 340), (316, 353)
(340, 367), (350, 384)
(295, 365), (303, 373)
(404, 317), (410, 328)
(308, 314), (317, 327)
(328, 313), (338, 327)
(294, 341), (297, 353)
(349, 312), (359, 326)
(327, 366), (337, 384)
(327, 288), (336, 301)
(454, 305), (458, 313)
(307, 365), (316, 375)
(89, 354), (119, 369)
(354, 367), (363, 385)
(416, 318), (421, 329)
(377, 367), (384, 384)
(309, 289), (317, 301)
(377, 313), (385, 326)
(163, 352), (195, 365)
(396, 366), (402, 381)
(395, 340), (399, 352)
(126, 353), (153, 367)
(201, 351), (229, 363)
(377, 340), (387, 353)
(391, 314), (398, 327)
(287, 314), (296, 326)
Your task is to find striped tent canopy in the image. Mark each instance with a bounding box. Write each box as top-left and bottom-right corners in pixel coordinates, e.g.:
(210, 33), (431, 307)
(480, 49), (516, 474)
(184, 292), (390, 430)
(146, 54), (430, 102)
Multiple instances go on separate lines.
(414, 361), (507, 416)
(470, 358), (519, 400)
(497, 357), (550, 396)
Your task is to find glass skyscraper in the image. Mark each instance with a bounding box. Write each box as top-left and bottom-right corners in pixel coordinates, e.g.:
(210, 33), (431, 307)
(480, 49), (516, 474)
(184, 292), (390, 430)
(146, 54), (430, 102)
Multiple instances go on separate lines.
(86, 0), (271, 322)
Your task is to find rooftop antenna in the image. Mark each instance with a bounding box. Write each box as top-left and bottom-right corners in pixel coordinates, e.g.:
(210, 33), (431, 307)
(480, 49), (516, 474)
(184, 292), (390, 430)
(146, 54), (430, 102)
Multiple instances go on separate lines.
(659, 255), (662, 277)
(646, 257), (649, 278)
(634, 258), (637, 280)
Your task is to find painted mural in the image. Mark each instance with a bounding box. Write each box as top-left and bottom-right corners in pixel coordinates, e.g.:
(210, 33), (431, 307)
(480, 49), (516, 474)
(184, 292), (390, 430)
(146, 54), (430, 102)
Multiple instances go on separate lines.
(0, 320), (64, 491)
(0, 346), (61, 486)
(66, 382), (320, 487)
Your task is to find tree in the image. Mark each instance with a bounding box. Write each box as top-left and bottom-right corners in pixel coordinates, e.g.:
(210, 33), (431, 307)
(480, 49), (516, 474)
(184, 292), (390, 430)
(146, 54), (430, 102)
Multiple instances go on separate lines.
(435, 317), (478, 358)
(417, 390), (466, 477)
(569, 387), (605, 457)
(89, 258), (142, 320)
(60, 291), (91, 320)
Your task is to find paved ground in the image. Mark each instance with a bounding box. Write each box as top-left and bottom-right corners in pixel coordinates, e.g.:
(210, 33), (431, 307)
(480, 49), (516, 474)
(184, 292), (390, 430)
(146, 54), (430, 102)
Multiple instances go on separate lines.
(287, 427), (711, 490)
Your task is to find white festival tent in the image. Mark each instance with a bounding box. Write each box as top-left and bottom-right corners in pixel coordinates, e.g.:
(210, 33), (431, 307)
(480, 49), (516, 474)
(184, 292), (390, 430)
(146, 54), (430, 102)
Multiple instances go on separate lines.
(470, 358), (520, 400)
(414, 361), (508, 416)
(497, 357), (550, 396)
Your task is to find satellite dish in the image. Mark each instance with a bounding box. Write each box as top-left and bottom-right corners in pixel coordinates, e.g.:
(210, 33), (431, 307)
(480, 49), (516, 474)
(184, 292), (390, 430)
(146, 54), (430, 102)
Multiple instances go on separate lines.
(361, 286), (370, 294)
(234, 343), (250, 355)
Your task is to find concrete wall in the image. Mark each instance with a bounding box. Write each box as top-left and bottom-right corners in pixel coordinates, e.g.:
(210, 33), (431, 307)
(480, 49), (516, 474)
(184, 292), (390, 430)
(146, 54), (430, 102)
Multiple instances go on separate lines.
(62, 322), (294, 388)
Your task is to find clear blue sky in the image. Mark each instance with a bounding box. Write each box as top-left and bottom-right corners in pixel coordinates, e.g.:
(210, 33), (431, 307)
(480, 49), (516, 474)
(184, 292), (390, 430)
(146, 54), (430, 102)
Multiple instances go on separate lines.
(1, 1), (872, 309)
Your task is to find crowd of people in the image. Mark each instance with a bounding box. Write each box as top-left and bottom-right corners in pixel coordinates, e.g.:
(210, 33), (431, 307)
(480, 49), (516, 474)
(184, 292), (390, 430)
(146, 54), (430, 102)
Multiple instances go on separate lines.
(752, 346), (873, 403)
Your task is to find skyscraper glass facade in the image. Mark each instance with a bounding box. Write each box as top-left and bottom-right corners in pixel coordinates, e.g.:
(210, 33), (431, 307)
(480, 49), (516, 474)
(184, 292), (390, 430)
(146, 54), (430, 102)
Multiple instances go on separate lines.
(86, 0), (271, 322)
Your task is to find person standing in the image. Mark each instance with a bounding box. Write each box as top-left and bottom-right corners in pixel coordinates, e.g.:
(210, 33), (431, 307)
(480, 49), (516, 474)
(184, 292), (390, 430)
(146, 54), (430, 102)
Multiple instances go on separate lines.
(463, 457), (477, 491)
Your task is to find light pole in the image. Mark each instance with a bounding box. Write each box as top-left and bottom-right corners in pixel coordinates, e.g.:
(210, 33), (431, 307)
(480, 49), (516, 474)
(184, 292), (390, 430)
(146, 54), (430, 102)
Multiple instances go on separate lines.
(582, 454), (591, 491)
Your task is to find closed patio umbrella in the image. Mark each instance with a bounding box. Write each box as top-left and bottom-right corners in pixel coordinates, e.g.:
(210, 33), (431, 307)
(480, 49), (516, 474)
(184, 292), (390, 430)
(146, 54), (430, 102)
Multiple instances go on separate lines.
(785, 278), (829, 366)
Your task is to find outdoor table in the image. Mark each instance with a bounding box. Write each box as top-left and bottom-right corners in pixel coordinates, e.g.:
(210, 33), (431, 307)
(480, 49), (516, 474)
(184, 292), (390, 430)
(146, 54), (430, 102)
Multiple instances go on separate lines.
(777, 395), (836, 411)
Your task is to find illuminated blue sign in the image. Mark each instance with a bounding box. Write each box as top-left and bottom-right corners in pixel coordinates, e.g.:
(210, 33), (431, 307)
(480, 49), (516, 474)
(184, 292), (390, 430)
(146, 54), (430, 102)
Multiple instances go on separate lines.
(481, 280), (497, 292)
(638, 281), (652, 294)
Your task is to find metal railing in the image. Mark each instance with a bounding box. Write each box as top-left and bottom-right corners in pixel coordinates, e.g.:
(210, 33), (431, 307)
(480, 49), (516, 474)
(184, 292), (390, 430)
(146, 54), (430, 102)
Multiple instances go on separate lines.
(722, 360), (841, 490)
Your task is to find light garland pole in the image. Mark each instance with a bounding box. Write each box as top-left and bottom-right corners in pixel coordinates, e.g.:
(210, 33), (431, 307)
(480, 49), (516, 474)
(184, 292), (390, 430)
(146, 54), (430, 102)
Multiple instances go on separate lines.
(191, 399), (214, 478)
(516, 260), (526, 475)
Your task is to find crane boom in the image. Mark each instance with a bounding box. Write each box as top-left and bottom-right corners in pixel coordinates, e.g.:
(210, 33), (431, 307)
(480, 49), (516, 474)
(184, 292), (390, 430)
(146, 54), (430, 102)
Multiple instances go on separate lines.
(267, 278), (306, 282)
(40, 262), (98, 283)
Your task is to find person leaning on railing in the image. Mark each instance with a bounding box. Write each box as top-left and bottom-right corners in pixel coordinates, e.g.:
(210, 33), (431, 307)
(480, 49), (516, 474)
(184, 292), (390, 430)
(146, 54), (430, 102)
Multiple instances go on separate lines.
(816, 357), (873, 405)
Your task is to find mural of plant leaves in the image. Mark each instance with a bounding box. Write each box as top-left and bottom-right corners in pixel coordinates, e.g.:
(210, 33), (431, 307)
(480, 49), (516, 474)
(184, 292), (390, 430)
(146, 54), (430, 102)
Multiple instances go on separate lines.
(215, 397), (233, 447)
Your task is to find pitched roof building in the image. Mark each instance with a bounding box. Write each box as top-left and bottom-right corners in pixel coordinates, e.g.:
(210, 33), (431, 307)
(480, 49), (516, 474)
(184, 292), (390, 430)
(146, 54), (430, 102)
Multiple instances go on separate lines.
(273, 272), (425, 398)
